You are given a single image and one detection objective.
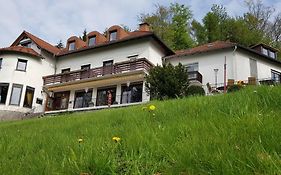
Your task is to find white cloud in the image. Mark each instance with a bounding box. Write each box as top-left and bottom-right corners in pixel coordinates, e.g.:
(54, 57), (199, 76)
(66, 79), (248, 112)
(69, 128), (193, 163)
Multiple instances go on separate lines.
(0, 0), (278, 47)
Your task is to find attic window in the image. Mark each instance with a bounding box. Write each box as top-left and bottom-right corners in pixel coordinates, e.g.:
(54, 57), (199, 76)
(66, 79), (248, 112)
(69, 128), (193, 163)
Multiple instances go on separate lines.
(22, 42), (32, 48)
(109, 30), (117, 41)
(88, 36), (96, 46)
(268, 50), (276, 59)
(68, 41), (75, 51)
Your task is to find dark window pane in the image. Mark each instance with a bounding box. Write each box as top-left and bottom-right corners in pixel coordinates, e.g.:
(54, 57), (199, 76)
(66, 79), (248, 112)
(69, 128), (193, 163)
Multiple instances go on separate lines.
(121, 82), (143, 104)
(0, 83), (9, 104)
(96, 87), (116, 106)
(23, 86), (35, 108)
(74, 89), (93, 108)
(0, 58), (2, 69)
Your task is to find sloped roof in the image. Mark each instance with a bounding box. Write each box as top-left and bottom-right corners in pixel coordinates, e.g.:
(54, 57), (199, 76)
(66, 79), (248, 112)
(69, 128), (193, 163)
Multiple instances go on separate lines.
(57, 31), (174, 57)
(0, 46), (41, 57)
(166, 41), (236, 59)
(11, 31), (60, 55)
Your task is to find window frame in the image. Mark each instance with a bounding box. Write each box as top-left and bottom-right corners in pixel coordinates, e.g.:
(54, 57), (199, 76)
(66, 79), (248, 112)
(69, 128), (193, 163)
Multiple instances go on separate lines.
(23, 86), (35, 108)
(0, 83), (9, 105)
(109, 30), (117, 41)
(61, 68), (71, 73)
(0, 58), (2, 69)
(81, 64), (91, 70)
(16, 59), (28, 72)
(88, 36), (96, 46)
(68, 41), (76, 51)
(9, 84), (23, 106)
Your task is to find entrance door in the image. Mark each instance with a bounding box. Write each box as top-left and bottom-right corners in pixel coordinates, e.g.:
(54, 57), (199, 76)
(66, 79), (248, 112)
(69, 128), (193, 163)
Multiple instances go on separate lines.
(250, 58), (258, 78)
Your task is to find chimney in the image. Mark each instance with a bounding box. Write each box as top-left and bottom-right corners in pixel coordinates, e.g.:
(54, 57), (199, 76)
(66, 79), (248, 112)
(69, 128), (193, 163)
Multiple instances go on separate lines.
(139, 22), (150, 32)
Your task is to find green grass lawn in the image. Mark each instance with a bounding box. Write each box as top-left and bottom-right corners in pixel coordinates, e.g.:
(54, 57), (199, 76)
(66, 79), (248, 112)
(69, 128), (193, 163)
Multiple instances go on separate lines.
(1, 86), (281, 175)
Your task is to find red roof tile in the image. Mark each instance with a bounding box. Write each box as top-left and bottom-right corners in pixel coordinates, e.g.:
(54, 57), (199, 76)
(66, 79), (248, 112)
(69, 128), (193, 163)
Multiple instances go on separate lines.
(0, 46), (41, 57)
(11, 31), (60, 55)
(167, 41), (236, 59)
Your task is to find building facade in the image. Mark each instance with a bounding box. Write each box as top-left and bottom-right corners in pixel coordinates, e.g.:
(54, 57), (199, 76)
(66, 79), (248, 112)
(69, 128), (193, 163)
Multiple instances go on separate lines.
(0, 23), (173, 115)
(166, 41), (281, 92)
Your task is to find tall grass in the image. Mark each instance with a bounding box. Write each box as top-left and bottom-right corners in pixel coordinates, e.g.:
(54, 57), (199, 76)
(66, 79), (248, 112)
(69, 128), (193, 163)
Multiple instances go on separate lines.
(0, 86), (281, 174)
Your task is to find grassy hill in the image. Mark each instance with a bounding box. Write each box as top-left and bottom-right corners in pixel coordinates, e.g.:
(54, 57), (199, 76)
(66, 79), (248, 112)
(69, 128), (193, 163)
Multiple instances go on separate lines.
(0, 86), (281, 175)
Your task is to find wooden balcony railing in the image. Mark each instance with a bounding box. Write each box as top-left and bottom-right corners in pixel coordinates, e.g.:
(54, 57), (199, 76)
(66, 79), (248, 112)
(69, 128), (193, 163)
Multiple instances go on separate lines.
(188, 71), (203, 83)
(43, 58), (153, 85)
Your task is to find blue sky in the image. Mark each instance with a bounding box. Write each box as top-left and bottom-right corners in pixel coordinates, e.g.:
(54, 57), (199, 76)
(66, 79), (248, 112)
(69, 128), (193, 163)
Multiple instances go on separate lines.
(0, 0), (280, 47)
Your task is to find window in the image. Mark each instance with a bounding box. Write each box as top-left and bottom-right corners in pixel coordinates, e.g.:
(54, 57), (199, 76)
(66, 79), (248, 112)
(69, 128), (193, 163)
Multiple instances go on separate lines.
(268, 50), (276, 59)
(61, 68), (70, 73)
(88, 36), (96, 46)
(121, 82), (143, 104)
(0, 58), (2, 69)
(262, 47), (268, 55)
(9, 84), (23, 106)
(249, 58), (258, 78)
(23, 86), (35, 108)
(22, 42), (32, 48)
(0, 83), (9, 104)
(96, 87), (116, 106)
(68, 41), (75, 51)
(16, 59), (28, 71)
(36, 98), (43, 105)
(81, 64), (91, 70)
(103, 60), (114, 75)
(74, 89), (93, 108)
(186, 62), (198, 79)
(271, 70), (281, 83)
(109, 31), (117, 41)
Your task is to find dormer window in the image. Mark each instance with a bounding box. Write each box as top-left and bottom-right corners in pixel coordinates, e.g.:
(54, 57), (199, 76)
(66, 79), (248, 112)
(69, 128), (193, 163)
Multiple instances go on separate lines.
(262, 47), (268, 55)
(268, 50), (276, 59)
(109, 30), (117, 41)
(22, 42), (32, 48)
(88, 36), (96, 46)
(68, 41), (75, 51)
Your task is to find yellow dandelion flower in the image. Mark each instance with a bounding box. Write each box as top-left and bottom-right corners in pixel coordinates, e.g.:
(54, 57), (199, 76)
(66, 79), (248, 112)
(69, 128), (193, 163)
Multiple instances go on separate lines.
(78, 138), (83, 143)
(112, 136), (121, 142)
(149, 105), (156, 111)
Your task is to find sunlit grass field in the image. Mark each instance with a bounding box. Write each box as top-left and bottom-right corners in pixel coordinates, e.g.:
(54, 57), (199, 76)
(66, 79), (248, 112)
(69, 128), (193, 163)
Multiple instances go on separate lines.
(0, 86), (281, 175)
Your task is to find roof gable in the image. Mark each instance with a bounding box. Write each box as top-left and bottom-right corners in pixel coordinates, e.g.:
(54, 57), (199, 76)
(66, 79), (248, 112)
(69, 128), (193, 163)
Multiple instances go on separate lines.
(11, 31), (60, 55)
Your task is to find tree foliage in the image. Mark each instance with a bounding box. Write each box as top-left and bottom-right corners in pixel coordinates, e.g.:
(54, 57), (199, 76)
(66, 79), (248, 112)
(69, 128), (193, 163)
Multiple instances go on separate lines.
(138, 3), (194, 50)
(145, 63), (189, 100)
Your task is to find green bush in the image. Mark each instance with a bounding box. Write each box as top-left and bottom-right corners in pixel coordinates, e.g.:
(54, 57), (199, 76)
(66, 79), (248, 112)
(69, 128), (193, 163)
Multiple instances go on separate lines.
(186, 85), (205, 96)
(227, 84), (243, 93)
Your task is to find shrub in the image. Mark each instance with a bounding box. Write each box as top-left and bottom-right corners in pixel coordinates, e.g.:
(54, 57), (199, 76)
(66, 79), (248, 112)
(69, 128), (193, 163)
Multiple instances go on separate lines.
(186, 85), (205, 96)
(145, 63), (189, 100)
(227, 84), (243, 93)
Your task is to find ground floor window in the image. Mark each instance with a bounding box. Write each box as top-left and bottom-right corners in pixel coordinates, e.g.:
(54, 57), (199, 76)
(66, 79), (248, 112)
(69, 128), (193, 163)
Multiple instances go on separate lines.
(74, 89), (93, 108)
(271, 70), (281, 83)
(0, 83), (9, 104)
(52, 91), (70, 110)
(121, 82), (143, 104)
(23, 86), (35, 108)
(9, 84), (23, 106)
(96, 86), (116, 106)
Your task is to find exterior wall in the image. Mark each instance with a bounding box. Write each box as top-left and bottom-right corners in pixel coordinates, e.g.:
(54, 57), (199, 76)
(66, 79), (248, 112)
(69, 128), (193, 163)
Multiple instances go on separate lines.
(235, 50), (281, 81)
(0, 52), (55, 113)
(168, 48), (281, 90)
(168, 49), (235, 87)
(56, 39), (152, 73)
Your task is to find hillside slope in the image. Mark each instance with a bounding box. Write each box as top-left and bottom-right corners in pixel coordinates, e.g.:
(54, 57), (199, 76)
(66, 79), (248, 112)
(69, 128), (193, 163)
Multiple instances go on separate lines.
(0, 86), (281, 174)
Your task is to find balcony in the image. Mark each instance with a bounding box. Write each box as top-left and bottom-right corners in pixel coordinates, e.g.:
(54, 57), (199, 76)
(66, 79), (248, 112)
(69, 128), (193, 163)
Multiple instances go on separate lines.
(43, 58), (153, 86)
(188, 71), (203, 83)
